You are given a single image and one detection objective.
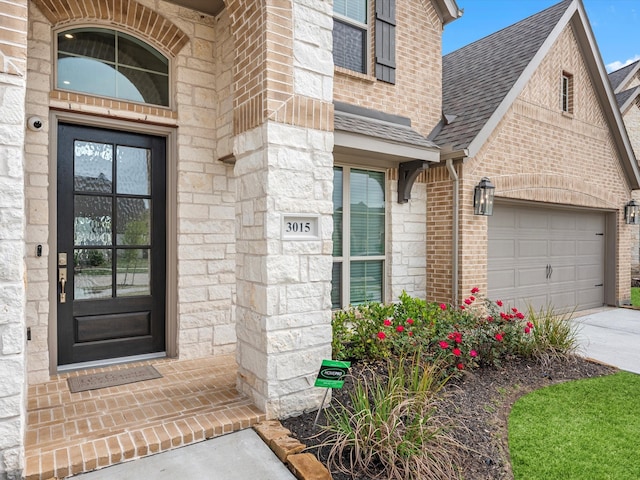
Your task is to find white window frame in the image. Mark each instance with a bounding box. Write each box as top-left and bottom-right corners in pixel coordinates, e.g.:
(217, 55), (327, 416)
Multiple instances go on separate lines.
(333, 0), (370, 75)
(561, 72), (573, 114)
(332, 165), (387, 309)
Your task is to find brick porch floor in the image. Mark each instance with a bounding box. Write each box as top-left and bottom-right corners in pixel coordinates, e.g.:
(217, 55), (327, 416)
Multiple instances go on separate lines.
(24, 355), (265, 480)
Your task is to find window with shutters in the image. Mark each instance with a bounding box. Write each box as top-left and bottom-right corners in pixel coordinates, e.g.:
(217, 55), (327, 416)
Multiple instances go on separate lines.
(332, 0), (397, 83)
(332, 166), (386, 309)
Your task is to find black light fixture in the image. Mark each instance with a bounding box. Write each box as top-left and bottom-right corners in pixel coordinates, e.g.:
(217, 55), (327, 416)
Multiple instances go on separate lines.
(625, 199), (640, 225)
(473, 177), (495, 216)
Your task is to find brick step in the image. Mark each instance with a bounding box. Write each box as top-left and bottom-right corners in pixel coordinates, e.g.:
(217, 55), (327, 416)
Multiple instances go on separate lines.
(24, 404), (264, 480)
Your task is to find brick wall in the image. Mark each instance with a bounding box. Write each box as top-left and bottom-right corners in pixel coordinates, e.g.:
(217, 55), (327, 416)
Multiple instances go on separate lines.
(332, 0), (444, 136)
(428, 22), (635, 306)
(0, 0), (28, 477)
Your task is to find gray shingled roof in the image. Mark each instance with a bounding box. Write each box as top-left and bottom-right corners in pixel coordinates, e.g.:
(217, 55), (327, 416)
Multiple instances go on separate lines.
(432, 0), (572, 151)
(615, 88), (638, 109)
(334, 111), (439, 149)
(609, 60), (639, 93)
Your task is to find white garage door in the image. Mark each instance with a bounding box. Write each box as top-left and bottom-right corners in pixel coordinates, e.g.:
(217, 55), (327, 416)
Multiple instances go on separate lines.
(488, 204), (605, 313)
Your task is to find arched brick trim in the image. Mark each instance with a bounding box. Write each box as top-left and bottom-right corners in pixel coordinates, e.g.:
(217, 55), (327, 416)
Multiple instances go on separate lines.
(32, 0), (188, 56)
(494, 173), (620, 209)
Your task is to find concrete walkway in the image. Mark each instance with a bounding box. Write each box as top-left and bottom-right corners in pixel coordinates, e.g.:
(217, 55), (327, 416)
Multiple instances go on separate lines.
(573, 307), (640, 374)
(73, 428), (296, 480)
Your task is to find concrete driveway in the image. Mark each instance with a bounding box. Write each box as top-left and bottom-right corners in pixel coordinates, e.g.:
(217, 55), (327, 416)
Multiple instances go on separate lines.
(573, 307), (640, 375)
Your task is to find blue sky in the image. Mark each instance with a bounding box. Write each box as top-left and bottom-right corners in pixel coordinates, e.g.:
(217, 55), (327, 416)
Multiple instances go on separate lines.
(443, 1), (639, 73)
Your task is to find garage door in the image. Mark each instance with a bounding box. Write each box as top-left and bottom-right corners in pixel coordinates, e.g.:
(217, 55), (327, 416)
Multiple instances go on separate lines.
(488, 204), (605, 313)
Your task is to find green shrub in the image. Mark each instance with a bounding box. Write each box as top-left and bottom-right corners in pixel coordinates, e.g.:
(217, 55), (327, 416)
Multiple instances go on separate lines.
(518, 304), (578, 365)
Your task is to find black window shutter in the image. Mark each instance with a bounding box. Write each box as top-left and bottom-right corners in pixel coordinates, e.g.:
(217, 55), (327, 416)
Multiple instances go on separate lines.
(375, 0), (396, 84)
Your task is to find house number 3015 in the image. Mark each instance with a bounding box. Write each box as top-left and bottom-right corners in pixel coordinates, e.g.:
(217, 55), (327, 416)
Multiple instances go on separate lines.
(282, 215), (319, 240)
(286, 221), (311, 233)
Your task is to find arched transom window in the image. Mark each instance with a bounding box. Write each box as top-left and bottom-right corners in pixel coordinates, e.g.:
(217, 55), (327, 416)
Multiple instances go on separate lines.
(57, 28), (169, 107)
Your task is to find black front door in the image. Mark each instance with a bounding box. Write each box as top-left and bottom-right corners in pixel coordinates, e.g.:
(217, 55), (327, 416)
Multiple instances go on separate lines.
(57, 123), (166, 365)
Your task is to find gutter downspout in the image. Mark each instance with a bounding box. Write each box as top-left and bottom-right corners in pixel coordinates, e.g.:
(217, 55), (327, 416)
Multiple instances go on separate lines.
(446, 159), (459, 306)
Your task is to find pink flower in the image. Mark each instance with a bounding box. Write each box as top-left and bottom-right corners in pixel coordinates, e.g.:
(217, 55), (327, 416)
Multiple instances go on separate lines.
(486, 315), (494, 322)
(527, 321), (534, 329)
(452, 348), (461, 357)
(469, 296), (476, 301)
(439, 341), (449, 349)
(460, 305), (466, 310)
(377, 331), (386, 340)
(471, 287), (479, 294)
(457, 363), (465, 370)
(396, 325), (405, 333)
(408, 331), (414, 337)
(496, 300), (503, 307)
(383, 319), (392, 326)
(512, 307), (518, 313)
(464, 298), (472, 305)
(406, 318), (414, 325)
(516, 312), (525, 320)
(500, 312), (509, 320)
(495, 333), (503, 342)
(524, 326), (531, 334)
(469, 350), (478, 358)
(439, 303), (447, 310)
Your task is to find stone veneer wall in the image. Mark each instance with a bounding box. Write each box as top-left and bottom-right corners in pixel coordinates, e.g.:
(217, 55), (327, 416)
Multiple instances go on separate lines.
(232, 0), (334, 417)
(0, 0), (28, 477)
(24, 0), (238, 382)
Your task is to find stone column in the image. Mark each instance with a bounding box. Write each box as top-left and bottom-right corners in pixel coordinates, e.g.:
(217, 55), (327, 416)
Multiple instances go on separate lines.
(229, 0), (334, 417)
(0, 1), (28, 478)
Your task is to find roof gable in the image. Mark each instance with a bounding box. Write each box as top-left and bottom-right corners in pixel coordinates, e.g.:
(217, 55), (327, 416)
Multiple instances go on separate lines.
(609, 60), (640, 94)
(433, 0), (640, 189)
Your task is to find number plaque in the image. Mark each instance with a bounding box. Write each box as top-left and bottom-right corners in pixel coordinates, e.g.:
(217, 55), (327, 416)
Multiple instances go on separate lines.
(282, 214), (320, 240)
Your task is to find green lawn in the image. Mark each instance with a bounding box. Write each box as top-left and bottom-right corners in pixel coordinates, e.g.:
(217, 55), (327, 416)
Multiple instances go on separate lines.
(632, 287), (640, 307)
(509, 371), (640, 480)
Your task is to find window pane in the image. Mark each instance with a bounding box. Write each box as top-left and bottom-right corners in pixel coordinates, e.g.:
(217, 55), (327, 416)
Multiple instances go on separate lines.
(58, 57), (117, 98)
(117, 66), (168, 106)
(74, 141), (113, 193)
(334, 0), (367, 23)
(118, 35), (168, 73)
(333, 167), (343, 257)
(117, 198), (150, 245)
(117, 146), (151, 195)
(350, 260), (382, 305)
(350, 169), (385, 256)
(58, 29), (115, 62)
(331, 262), (342, 309)
(74, 196), (112, 246)
(74, 248), (113, 299)
(116, 249), (150, 297)
(333, 20), (366, 73)
(57, 28), (169, 106)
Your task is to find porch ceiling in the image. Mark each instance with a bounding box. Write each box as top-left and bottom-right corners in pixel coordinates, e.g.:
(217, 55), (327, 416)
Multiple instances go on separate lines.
(165, 0), (225, 17)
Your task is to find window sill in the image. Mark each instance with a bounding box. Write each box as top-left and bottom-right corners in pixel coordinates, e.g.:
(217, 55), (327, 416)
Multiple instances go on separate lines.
(335, 66), (376, 84)
(561, 111), (574, 119)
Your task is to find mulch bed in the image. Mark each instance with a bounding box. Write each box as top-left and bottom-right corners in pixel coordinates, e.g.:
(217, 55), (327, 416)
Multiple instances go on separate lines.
(281, 355), (616, 480)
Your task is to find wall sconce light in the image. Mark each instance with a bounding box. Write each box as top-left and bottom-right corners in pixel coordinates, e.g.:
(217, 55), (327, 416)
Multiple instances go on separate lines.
(473, 177), (495, 216)
(625, 199), (640, 225)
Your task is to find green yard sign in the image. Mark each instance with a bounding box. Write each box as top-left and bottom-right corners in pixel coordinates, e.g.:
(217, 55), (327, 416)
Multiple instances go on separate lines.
(314, 359), (350, 388)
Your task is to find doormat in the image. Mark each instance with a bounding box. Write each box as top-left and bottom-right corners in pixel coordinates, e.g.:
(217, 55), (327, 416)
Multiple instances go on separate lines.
(67, 365), (162, 393)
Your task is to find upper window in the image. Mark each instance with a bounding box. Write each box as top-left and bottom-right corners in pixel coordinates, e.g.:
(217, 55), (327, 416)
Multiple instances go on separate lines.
(57, 28), (169, 107)
(561, 72), (573, 114)
(332, 166), (386, 309)
(333, 0), (368, 74)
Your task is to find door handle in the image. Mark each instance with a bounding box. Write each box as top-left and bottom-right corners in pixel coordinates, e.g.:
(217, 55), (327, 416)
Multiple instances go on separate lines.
(545, 264), (550, 279)
(549, 265), (553, 277)
(59, 267), (67, 303)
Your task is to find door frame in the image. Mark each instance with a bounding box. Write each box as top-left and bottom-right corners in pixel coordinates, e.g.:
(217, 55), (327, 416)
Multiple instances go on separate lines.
(48, 111), (178, 373)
